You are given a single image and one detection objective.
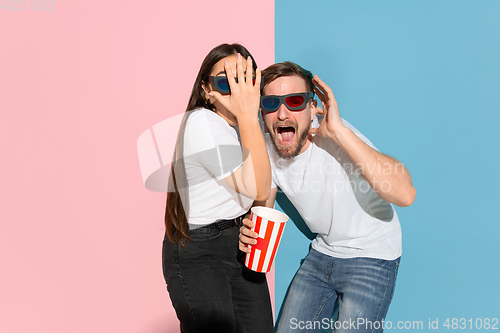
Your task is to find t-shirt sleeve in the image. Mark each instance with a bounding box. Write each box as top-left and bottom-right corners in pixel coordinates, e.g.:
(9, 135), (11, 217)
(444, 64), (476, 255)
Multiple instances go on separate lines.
(315, 117), (380, 176)
(184, 110), (243, 181)
(271, 166), (277, 189)
(340, 118), (379, 175)
(341, 118), (378, 151)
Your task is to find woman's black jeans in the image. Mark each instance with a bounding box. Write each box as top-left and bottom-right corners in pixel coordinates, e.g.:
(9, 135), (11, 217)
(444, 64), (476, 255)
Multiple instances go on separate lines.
(162, 225), (274, 333)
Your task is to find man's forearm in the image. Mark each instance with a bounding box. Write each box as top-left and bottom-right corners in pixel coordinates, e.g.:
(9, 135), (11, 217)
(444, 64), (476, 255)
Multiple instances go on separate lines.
(333, 126), (416, 207)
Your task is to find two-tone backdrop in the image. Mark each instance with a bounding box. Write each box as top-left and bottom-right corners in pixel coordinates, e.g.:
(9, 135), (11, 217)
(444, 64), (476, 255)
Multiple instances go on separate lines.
(1, 1), (498, 332)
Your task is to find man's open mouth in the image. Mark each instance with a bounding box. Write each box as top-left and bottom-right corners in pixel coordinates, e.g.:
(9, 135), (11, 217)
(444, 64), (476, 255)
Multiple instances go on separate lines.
(276, 126), (296, 145)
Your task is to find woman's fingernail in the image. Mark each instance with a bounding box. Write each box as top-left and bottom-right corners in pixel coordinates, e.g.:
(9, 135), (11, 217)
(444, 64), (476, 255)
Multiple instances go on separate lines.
(238, 53), (241, 60)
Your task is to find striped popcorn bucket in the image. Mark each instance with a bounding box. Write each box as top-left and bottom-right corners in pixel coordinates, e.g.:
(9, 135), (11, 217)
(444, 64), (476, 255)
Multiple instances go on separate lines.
(245, 207), (289, 273)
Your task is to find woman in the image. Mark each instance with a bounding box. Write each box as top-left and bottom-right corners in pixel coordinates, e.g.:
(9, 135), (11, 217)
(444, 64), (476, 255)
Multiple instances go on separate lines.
(162, 44), (273, 333)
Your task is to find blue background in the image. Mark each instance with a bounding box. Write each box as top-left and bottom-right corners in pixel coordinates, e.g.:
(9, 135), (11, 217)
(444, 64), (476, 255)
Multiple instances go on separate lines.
(274, 0), (500, 329)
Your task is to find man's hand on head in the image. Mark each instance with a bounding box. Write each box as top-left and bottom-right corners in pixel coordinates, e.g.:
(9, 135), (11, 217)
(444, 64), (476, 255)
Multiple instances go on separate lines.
(308, 75), (349, 145)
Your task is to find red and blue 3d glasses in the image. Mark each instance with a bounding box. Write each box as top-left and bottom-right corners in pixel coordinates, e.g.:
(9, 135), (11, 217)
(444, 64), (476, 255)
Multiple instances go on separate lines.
(260, 92), (314, 113)
(208, 75), (258, 95)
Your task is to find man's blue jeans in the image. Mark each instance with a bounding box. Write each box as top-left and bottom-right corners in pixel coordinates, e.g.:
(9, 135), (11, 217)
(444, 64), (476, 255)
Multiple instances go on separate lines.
(276, 248), (400, 333)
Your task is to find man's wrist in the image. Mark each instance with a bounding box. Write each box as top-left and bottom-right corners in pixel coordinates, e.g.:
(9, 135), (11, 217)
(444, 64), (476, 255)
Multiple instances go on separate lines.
(328, 123), (351, 145)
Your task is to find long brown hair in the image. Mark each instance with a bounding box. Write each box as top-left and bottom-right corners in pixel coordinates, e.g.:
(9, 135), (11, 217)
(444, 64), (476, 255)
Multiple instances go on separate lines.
(165, 43), (258, 246)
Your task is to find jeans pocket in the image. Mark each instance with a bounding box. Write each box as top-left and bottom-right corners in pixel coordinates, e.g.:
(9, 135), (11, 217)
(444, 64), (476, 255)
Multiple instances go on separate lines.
(189, 227), (222, 242)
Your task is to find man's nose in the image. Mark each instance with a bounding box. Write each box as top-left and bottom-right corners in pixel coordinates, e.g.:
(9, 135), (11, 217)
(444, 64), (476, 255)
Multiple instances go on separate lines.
(276, 103), (290, 120)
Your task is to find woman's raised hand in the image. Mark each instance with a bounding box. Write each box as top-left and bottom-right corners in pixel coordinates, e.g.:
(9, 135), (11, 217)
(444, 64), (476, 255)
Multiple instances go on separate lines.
(209, 53), (261, 121)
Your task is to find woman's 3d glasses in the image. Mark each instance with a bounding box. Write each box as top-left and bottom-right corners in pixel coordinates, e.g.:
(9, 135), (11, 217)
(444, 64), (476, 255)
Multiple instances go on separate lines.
(208, 75), (257, 95)
(260, 92), (314, 113)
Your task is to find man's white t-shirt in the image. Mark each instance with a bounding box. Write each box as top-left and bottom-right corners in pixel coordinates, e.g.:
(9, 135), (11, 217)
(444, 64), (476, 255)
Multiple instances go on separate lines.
(266, 118), (402, 260)
(182, 108), (253, 226)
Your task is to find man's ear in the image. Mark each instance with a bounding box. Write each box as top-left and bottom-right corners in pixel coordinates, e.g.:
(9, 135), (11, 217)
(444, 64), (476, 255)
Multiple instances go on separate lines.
(310, 99), (317, 121)
(260, 109), (268, 133)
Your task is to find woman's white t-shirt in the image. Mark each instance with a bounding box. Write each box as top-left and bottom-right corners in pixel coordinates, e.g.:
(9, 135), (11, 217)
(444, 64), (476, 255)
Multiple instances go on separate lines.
(182, 108), (253, 226)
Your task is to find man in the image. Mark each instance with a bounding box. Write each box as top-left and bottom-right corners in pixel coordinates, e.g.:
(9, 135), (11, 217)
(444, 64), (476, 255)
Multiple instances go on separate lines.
(239, 62), (416, 333)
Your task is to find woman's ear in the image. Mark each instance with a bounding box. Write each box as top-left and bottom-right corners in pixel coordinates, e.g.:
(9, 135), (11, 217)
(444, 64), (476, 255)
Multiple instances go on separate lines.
(201, 81), (209, 98)
(201, 81), (214, 104)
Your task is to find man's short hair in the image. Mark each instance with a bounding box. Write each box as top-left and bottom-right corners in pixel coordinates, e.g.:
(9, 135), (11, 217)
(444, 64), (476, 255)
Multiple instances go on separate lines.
(261, 61), (314, 94)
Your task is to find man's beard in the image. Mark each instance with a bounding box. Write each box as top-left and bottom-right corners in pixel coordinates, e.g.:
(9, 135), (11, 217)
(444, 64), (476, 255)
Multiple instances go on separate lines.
(268, 120), (310, 159)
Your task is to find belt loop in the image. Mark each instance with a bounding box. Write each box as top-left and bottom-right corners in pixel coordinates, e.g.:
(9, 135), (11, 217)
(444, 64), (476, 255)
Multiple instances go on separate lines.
(235, 214), (243, 227)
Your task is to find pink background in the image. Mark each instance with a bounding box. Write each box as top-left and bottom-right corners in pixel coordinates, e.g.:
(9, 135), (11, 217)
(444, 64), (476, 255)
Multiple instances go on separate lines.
(0, 1), (274, 332)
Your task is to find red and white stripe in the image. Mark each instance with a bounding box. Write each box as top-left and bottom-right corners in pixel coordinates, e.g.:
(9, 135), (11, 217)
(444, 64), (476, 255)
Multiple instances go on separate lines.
(244, 213), (286, 273)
